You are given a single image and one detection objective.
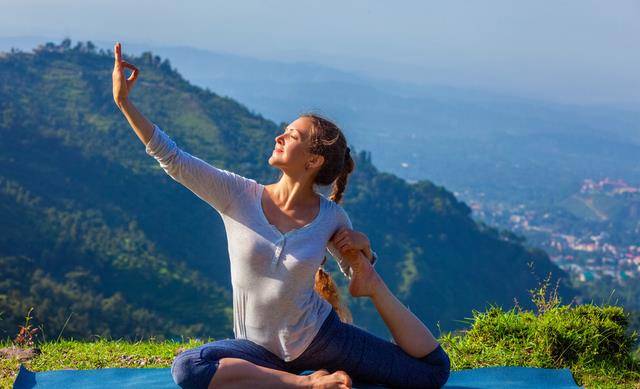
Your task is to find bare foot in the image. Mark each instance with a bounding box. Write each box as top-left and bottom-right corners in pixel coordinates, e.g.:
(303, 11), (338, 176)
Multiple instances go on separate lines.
(305, 369), (352, 388)
(344, 250), (383, 298)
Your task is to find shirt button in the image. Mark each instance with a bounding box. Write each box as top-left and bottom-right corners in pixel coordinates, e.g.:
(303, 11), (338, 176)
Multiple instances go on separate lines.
(271, 238), (286, 269)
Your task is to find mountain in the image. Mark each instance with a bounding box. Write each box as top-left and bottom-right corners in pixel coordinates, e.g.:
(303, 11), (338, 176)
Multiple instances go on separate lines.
(74, 38), (640, 207)
(2, 36), (639, 207)
(0, 38), (577, 341)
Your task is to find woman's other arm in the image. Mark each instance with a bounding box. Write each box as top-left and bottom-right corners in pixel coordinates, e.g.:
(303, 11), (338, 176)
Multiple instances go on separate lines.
(327, 206), (378, 281)
(331, 227), (377, 265)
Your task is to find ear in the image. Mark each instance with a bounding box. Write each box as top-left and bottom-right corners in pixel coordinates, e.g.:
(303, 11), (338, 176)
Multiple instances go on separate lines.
(307, 154), (324, 170)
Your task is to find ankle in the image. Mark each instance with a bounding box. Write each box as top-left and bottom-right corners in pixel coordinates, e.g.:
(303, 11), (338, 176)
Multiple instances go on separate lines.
(297, 374), (313, 389)
(369, 272), (387, 300)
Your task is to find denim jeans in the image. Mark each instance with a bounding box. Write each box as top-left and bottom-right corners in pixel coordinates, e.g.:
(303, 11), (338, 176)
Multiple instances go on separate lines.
(171, 308), (451, 388)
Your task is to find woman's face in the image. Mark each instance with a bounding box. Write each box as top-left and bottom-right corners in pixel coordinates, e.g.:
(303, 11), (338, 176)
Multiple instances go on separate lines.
(269, 116), (323, 173)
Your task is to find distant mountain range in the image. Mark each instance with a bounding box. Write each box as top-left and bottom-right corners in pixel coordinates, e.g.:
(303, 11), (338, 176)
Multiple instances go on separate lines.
(3, 36), (638, 207)
(0, 38), (578, 342)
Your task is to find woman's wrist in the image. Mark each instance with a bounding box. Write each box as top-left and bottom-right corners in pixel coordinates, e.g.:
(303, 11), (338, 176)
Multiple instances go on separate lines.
(116, 98), (131, 111)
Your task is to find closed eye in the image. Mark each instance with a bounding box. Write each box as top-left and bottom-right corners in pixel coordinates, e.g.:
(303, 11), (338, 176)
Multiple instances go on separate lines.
(281, 126), (298, 140)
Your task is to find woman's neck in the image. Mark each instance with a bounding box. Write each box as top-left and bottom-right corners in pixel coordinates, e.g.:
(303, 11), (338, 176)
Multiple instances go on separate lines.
(267, 176), (319, 210)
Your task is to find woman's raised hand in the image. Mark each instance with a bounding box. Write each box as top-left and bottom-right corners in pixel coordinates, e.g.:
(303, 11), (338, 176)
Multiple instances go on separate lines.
(112, 42), (139, 106)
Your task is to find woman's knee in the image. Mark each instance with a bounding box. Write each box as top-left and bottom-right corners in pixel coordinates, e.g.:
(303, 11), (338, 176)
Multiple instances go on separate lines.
(171, 347), (220, 389)
(419, 344), (451, 388)
(171, 350), (195, 388)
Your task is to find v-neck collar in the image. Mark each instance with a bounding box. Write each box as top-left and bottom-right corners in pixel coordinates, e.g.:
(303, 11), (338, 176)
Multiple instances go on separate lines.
(257, 183), (325, 238)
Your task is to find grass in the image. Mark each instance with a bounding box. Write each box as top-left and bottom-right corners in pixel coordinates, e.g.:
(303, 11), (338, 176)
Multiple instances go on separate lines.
(0, 338), (207, 388)
(1, 275), (639, 388)
(439, 304), (640, 388)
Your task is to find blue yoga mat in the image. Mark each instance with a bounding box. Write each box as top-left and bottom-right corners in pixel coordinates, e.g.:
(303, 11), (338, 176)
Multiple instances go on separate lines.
(13, 364), (583, 388)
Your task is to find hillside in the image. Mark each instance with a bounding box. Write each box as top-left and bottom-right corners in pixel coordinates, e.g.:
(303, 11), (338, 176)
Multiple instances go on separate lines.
(86, 39), (640, 207)
(559, 190), (640, 247)
(0, 38), (578, 341)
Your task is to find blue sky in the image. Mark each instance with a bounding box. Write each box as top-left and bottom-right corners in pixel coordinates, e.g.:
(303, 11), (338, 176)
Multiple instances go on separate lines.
(2, 0), (639, 106)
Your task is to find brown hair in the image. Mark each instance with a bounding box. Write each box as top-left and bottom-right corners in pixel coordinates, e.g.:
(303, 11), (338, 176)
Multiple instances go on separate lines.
(300, 112), (355, 324)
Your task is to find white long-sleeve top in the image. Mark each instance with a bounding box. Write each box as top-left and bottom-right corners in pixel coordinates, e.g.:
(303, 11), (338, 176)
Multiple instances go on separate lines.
(145, 123), (377, 362)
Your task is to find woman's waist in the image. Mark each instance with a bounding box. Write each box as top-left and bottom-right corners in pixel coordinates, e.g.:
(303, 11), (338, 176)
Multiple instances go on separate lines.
(232, 280), (316, 306)
(233, 286), (326, 328)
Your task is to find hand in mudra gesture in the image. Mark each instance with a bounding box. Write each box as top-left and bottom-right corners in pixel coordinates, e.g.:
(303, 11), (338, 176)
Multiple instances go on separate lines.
(112, 42), (139, 106)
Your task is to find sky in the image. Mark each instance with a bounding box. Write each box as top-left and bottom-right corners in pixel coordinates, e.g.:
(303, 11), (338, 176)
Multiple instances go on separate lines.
(2, 0), (640, 106)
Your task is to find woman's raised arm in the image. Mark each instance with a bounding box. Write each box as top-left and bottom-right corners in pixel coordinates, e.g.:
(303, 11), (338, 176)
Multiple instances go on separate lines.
(111, 42), (253, 215)
(144, 123), (254, 214)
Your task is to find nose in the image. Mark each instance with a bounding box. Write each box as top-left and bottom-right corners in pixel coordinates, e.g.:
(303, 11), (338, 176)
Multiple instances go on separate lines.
(275, 132), (285, 144)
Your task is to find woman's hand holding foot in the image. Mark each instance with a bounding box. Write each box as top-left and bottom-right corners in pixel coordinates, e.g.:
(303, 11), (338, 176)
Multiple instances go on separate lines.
(330, 229), (383, 298)
(331, 228), (375, 264)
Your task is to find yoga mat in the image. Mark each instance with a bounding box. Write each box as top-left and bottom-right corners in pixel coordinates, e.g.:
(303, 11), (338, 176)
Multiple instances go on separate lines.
(440, 366), (583, 388)
(13, 364), (583, 388)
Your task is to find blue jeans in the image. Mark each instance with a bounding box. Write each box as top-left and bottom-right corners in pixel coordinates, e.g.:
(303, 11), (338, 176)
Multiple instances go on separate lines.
(172, 308), (451, 388)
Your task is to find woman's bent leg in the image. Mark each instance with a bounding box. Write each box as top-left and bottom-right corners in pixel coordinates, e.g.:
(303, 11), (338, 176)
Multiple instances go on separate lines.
(347, 249), (440, 358)
(207, 357), (315, 389)
(288, 309), (451, 389)
(171, 338), (306, 389)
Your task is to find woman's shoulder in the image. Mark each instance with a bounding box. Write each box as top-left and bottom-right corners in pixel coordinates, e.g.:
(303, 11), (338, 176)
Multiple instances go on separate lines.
(243, 177), (261, 195)
(320, 195), (351, 226)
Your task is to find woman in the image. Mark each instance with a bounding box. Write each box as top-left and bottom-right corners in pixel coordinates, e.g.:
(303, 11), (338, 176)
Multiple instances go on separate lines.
(112, 42), (450, 389)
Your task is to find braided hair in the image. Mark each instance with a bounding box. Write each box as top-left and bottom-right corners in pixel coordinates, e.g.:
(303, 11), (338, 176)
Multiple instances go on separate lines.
(301, 112), (355, 324)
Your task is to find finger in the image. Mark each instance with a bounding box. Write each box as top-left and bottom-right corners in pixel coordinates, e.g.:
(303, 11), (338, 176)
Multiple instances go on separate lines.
(338, 241), (351, 251)
(127, 72), (138, 90)
(335, 230), (344, 238)
(121, 61), (138, 71)
(122, 62), (139, 82)
(114, 42), (121, 64)
(128, 68), (138, 84)
(129, 71), (138, 88)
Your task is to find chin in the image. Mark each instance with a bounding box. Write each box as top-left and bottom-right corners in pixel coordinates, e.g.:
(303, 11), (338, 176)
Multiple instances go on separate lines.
(267, 157), (280, 168)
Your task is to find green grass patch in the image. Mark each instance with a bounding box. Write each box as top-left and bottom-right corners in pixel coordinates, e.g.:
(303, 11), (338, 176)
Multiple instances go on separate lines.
(1, 338), (208, 388)
(439, 274), (640, 388)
